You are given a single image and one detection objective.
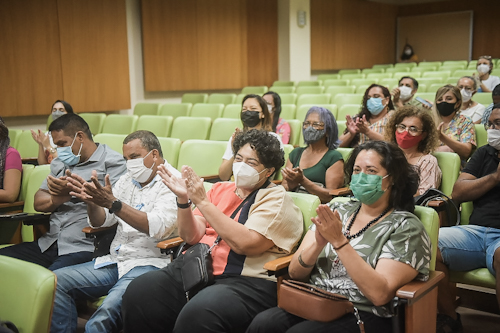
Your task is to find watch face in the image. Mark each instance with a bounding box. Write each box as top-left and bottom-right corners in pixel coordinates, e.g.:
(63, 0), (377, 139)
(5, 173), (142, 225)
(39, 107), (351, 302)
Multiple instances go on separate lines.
(111, 200), (122, 213)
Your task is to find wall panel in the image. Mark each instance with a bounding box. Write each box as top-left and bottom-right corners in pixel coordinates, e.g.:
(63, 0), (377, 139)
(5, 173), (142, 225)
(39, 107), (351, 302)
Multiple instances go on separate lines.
(57, 0), (130, 112)
(141, 0), (278, 91)
(0, 0), (63, 117)
(311, 0), (398, 70)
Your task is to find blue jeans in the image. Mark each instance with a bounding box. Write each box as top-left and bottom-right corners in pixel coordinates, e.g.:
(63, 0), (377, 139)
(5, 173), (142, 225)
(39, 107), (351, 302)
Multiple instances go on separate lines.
(51, 262), (158, 333)
(438, 224), (500, 276)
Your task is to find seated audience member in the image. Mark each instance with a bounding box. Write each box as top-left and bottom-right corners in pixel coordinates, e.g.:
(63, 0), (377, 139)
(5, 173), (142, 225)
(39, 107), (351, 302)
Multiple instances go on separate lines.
(435, 104), (500, 332)
(50, 130), (179, 333)
(400, 43), (418, 63)
(0, 118), (22, 203)
(281, 106), (344, 203)
(457, 76), (486, 124)
(31, 100), (74, 165)
(121, 130), (303, 333)
(386, 105), (441, 195)
(481, 84), (500, 125)
(339, 84), (394, 148)
(474, 55), (500, 92)
(433, 85), (476, 162)
(218, 94), (283, 181)
(391, 76), (422, 109)
(263, 91), (291, 144)
(247, 141), (430, 333)
(0, 114), (127, 270)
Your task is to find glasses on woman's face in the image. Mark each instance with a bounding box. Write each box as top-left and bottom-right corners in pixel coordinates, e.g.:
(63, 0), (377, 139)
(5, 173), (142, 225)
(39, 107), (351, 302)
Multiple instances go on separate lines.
(303, 121), (325, 129)
(485, 120), (500, 130)
(396, 124), (423, 136)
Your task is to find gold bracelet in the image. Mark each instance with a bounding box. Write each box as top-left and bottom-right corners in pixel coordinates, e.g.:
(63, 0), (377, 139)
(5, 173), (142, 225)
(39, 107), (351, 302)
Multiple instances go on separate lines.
(334, 240), (349, 251)
(297, 250), (315, 268)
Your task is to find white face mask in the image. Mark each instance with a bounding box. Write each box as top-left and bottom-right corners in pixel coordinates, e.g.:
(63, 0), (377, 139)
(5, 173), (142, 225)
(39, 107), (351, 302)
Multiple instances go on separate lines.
(487, 129), (500, 150)
(126, 150), (155, 183)
(404, 49), (412, 55)
(232, 162), (267, 189)
(399, 85), (413, 101)
(477, 64), (490, 74)
(461, 88), (473, 103)
(267, 104), (273, 113)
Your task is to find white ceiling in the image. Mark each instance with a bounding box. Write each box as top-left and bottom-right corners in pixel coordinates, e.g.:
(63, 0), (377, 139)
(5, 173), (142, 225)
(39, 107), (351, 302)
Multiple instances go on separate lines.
(367, 0), (450, 5)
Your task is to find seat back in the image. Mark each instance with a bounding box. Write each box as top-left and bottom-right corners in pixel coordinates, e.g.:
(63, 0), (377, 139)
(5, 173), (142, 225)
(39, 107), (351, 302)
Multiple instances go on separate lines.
(274, 144), (295, 181)
(325, 85), (356, 98)
(280, 104), (296, 120)
(133, 102), (160, 116)
(209, 118), (242, 141)
(135, 115), (173, 137)
(170, 117), (212, 141)
(317, 74), (340, 81)
(190, 103), (224, 121)
(297, 80), (321, 87)
(432, 152), (461, 197)
(241, 86), (268, 94)
(473, 92), (493, 106)
(296, 86), (324, 95)
(16, 130), (40, 159)
(414, 205), (440, 270)
(0, 256), (56, 333)
(93, 133), (127, 155)
(234, 93), (246, 105)
(338, 104), (361, 120)
(287, 120), (301, 147)
(474, 124), (487, 148)
(23, 165), (51, 214)
(8, 129), (22, 149)
(269, 86), (295, 94)
(19, 164), (35, 201)
(272, 80), (295, 87)
(280, 93), (297, 104)
(79, 113), (107, 135)
(207, 93), (236, 105)
(157, 137), (181, 169)
(177, 140), (227, 177)
(287, 192), (321, 237)
(181, 93), (208, 104)
(101, 114), (138, 135)
(296, 94), (331, 107)
(333, 94), (364, 109)
(222, 104), (242, 119)
(336, 147), (353, 163)
(158, 103), (193, 119)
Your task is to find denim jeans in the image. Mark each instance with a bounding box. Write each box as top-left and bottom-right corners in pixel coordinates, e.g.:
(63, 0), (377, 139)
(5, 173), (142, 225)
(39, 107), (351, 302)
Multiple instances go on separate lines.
(438, 224), (500, 276)
(51, 262), (158, 333)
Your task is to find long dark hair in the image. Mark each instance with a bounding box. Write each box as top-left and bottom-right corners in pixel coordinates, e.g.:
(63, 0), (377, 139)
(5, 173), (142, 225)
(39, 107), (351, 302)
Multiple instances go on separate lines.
(0, 117), (11, 189)
(344, 141), (419, 213)
(241, 94), (272, 131)
(51, 100), (74, 114)
(263, 91), (282, 132)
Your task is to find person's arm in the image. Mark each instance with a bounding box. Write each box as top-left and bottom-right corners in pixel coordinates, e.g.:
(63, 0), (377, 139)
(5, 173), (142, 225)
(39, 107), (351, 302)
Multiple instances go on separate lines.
(288, 229), (327, 281)
(311, 205), (419, 306)
(280, 159), (296, 191)
(357, 114), (386, 142)
(391, 87), (404, 109)
(218, 135), (237, 181)
(298, 160), (344, 203)
(416, 156), (442, 195)
(0, 168), (21, 203)
(437, 122), (474, 160)
(339, 115), (358, 147)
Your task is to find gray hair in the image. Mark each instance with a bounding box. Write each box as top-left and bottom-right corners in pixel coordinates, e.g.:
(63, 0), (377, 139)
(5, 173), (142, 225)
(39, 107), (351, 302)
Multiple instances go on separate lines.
(123, 130), (163, 157)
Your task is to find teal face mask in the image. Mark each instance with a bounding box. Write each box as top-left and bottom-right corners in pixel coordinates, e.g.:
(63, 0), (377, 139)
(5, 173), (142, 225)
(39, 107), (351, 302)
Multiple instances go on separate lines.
(350, 172), (389, 205)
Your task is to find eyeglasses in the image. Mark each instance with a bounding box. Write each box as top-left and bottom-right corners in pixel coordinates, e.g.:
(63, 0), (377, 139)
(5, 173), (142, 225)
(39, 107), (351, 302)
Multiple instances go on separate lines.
(303, 121), (325, 129)
(395, 124), (423, 136)
(485, 120), (500, 130)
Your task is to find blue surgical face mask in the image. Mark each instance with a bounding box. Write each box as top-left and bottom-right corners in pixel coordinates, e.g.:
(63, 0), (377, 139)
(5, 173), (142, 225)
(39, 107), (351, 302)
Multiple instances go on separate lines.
(350, 172), (390, 205)
(57, 133), (82, 166)
(366, 97), (385, 115)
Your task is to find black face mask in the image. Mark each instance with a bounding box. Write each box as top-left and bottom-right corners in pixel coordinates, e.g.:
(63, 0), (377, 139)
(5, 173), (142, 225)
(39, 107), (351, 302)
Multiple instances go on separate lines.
(436, 102), (456, 117)
(241, 111), (261, 128)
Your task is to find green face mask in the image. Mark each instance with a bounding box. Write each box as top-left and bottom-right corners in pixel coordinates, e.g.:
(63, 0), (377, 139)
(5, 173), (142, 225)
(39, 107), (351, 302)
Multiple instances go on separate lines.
(350, 172), (389, 205)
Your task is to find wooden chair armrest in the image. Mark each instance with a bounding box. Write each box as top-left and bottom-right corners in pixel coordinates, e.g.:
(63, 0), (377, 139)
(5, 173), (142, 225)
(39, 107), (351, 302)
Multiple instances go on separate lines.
(0, 201), (24, 210)
(20, 213), (51, 225)
(272, 180), (283, 185)
(156, 237), (184, 250)
(201, 175), (221, 183)
(21, 158), (38, 165)
(263, 255), (293, 273)
(396, 271), (444, 305)
(330, 187), (352, 196)
(427, 200), (445, 208)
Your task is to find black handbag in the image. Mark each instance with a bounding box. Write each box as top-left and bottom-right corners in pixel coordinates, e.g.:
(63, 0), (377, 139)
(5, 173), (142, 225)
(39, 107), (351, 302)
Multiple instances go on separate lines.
(414, 188), (460, 226)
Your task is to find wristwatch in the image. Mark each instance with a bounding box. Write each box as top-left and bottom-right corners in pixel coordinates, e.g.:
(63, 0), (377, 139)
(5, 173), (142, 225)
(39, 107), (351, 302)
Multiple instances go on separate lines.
(176, 198), (192, 209)
(109, 200), (122, 214)
(49, 147), (57, 155)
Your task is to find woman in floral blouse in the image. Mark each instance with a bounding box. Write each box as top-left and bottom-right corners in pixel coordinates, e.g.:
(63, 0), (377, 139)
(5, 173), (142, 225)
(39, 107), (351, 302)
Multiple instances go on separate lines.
(248, 141), (431, 333)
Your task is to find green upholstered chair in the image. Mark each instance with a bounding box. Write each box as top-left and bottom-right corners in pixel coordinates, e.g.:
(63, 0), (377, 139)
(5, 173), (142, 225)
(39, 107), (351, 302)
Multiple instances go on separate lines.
(286, 120), (301, 147)
(15, 130), (40, 160)
(157, 137), (181, 170)
(426, 83), (445, 94)
(422, 71), (451, 81)
(287, 192), (321, 236)
(177, 140), (227, 179)
(79, 113), (107, 135)
(351, 78), (378, 87)
(379, 78), (398, 89)
(170, 117), (212, 141)
(414, 93), (437, 104)
(209, 118), (242, 141)
(0, 256), (56, 333)
(133, 102), (160, 116)
(452, 69), (475, 78)
(101, 114), (138, 135)
(366, 73), (393, 80)
(207, 93), (236, 105)
(234, 93), (246, 105)
(135, 115), (173, 137)
(341, 73), (365, 80)
(418, 61), (442, 68)
(272, 80), (295, 87)
(338, 104), (361, 121)
(181, 93), (208, 104)
(190, 103), (224, 121)
(323, 79), (350, 87)
(372, 64), (393, 70)
(332, 94), (364, 109)
(432, 152), (461, 197)
(473, 92), (493, 106)
(296, 86), (324, 95)
(317, 74), (340, 81)
(269, 86), (295, 94)
(280, 104), (296, 120)
(338, 69), (361, 75)
(93, 133), (127, 155)
(396, 62), (417, 69)
(222, 104), (241, 119)
(8, 129), (22, 149)
(417, 78), (444, 87)
(158, 103), (193, 119)
(274, 144), (295, 181)
(296, 80), (321, 87)
(241, 86), (268, 94)
(280, 93), (297, 105)
(325, 86), (356, 99)
(296, 94), (331, 107)
(474, 124), (488, 148)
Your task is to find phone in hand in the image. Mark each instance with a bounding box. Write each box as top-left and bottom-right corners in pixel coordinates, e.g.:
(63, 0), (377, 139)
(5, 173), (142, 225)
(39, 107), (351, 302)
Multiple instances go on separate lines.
(415, 96), (433, 108)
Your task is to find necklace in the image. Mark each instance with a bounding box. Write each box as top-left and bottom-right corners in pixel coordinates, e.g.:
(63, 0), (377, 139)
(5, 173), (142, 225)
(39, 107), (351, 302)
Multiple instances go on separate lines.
(343, 204), (391, 240)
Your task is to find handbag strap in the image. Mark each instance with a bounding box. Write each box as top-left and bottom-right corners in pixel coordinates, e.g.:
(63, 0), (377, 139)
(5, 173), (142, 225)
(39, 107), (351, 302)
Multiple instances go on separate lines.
(210, 180), (271, 250)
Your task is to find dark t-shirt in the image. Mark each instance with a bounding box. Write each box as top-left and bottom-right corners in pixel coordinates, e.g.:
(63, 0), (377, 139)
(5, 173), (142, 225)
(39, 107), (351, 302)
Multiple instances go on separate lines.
(462, 144), (500, 228)
(289, 147), (342, 186)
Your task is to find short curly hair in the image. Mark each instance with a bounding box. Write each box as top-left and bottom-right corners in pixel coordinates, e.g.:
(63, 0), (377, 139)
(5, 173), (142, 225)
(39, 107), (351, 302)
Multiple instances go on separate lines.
(385, 105), (439, 154)
(232, 129), (284, 177)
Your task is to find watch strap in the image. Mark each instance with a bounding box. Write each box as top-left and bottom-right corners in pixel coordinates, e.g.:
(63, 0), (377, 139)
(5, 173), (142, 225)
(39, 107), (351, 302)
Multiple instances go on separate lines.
(176, 198), (192, 209)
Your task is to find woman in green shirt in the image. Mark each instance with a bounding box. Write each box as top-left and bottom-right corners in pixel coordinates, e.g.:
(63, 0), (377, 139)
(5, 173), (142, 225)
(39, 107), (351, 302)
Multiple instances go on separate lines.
(281, 106), (344, 203)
